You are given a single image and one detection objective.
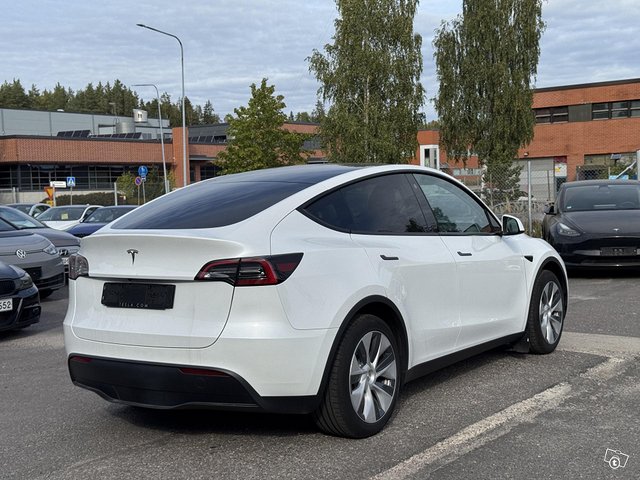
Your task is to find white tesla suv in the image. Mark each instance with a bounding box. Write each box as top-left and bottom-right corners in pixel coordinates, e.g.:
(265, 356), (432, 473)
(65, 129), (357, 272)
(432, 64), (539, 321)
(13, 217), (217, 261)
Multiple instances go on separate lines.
(64, 165), (567, 438)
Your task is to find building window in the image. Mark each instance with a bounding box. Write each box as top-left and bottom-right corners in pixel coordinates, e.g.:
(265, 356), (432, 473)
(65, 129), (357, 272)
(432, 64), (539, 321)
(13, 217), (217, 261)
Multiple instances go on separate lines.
(534, 106), (568, 124)
(591, 100), (640, 120)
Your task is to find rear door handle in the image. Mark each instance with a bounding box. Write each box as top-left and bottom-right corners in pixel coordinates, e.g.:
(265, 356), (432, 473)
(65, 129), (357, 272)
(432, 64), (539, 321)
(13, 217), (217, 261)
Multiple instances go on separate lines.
(380, 255), (399, 261)
(457, 251), (472, 257)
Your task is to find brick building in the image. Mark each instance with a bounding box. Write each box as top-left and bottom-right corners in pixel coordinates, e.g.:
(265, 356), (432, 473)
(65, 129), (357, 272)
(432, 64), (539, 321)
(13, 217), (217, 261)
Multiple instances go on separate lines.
(414, 78), (640, 202)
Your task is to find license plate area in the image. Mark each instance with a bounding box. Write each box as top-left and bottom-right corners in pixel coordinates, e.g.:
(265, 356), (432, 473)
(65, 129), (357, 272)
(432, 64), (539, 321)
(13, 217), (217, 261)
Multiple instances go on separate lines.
(0, 298), (13, 312)
(101, 283), (176, 310)
(601, 247), (637, 256)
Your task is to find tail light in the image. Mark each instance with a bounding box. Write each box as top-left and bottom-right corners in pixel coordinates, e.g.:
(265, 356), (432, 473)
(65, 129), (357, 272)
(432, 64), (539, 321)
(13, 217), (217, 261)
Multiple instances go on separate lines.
(196, 253), (303, 286)
(68, 254), (89, 280)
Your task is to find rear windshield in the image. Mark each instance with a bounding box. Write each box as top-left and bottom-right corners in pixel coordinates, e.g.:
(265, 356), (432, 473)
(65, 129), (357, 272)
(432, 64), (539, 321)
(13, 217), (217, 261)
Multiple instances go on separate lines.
(37, 206), (86, 221)
(113, 180), (309, 229)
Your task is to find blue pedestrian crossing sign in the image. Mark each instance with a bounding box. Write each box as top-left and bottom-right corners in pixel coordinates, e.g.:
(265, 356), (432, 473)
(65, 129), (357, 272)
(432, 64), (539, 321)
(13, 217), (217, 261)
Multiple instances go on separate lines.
(138, 166), (148, 178)
(66, 176), (76, 187)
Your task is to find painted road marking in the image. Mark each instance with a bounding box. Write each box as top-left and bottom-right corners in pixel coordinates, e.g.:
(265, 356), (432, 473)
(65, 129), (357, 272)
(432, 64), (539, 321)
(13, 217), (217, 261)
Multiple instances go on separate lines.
(372, 355), (635, 480)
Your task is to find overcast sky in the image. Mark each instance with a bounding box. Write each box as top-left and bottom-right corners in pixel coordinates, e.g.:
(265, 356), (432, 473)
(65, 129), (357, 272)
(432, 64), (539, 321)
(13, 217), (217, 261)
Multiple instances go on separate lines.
(3, 0), (640, 121)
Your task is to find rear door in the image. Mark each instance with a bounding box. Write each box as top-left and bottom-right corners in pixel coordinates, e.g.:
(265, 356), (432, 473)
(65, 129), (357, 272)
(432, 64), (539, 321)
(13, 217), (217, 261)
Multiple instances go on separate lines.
(412, 173), (528, 348)
(305, 173), (461, 365)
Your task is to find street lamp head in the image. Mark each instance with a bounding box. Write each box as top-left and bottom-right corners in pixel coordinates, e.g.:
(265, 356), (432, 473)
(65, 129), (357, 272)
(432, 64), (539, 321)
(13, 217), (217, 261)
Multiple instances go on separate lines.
(136, 23), (146, 28)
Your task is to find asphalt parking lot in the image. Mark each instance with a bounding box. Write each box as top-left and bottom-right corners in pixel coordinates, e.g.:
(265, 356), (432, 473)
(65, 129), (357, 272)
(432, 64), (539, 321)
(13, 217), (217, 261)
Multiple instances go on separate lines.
(1, 273), (639, 480)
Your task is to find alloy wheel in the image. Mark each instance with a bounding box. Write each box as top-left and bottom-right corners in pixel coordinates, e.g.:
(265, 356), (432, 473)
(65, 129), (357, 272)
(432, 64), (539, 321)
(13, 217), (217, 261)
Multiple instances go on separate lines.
(539, 281), (563, 344)
(349, 331), (397, 423)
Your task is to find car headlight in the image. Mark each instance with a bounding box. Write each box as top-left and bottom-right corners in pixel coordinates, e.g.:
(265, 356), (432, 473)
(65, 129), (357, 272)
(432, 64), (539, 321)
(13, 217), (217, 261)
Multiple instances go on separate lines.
(18, 273), (33, 290)
(44, 243), (59, 255)
(557, 222), (581, 237)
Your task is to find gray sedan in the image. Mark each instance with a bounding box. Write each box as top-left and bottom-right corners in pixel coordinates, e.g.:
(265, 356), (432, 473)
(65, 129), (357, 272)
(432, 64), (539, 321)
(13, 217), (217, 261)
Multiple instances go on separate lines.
(0, 222), (65, 298)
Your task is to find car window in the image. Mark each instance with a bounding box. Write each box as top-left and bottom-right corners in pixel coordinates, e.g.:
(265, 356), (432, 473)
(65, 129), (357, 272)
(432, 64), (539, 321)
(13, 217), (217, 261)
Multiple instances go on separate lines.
(304, 174), (432, 234)
(0, 208), (43, 229)
(37, 207), (85, 221)
(33, 206), (49, 216)
(113, 181), (312, 229)
(10, 205), (31, 214)
(561, 184), (640, 212)
(413, 174), (495, 234)
(0, 218), (15, 232)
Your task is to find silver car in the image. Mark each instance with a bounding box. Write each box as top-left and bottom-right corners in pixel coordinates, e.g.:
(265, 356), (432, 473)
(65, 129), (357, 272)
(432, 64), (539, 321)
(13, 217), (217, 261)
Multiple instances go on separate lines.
(0, 222), (65, 298)
(0, 206), (80, 269)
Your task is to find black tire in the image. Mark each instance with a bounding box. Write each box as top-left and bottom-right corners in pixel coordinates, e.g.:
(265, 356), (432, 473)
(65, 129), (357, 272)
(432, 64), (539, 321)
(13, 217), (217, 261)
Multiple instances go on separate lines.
(39, 289), (54, 299)
(526, 270), (565, 354)
(313, 314), (400, 438)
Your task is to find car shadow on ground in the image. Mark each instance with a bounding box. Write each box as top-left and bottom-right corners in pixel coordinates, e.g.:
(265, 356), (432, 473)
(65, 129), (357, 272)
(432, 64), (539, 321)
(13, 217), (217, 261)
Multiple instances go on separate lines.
(108, 348), (513, 438)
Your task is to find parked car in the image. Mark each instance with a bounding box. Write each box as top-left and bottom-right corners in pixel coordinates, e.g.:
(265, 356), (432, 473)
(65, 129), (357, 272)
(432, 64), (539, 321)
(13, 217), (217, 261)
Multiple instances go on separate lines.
(65, 206), (137, 238)
(36, 205), (101, 230)
(64, 165), (567, 438)
(0, 206), (80, 269)
(0, 219), (65, 298)
(543, 180), (640, 268)
(0, 261), (40, 332)
(5, 202), (51, 218)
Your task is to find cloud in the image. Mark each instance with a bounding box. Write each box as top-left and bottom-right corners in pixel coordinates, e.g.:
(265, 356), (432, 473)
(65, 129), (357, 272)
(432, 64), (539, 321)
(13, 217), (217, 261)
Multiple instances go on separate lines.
(2, 0), (640, 121)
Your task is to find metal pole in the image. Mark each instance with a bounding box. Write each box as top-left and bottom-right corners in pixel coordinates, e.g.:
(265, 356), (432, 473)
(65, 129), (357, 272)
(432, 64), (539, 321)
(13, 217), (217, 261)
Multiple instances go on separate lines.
(136, 24), (188, 187)
(133, 84), (169, 194)
(527, 158), (532, 234)
(114, 182), (118, 206)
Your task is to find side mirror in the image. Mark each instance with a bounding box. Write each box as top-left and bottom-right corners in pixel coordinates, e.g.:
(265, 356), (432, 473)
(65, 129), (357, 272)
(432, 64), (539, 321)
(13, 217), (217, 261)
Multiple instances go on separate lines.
(543, 204), (555, 215)
(502, 215), (525, 235)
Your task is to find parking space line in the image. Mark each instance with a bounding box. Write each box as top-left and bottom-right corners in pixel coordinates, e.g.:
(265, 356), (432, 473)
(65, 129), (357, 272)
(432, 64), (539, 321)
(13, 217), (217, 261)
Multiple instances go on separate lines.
(371, 356), (632, 480)
(558, 331), (640, 358)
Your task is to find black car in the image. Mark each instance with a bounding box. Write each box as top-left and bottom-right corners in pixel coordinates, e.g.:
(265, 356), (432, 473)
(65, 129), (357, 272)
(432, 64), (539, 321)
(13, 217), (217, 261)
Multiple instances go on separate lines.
(543, 180), (640, 268)
(0, 261), (41, 332)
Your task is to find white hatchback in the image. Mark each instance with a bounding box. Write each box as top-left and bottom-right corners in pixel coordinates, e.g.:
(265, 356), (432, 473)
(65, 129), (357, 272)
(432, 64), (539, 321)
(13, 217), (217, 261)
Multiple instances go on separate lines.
(64, 165), (567, 438)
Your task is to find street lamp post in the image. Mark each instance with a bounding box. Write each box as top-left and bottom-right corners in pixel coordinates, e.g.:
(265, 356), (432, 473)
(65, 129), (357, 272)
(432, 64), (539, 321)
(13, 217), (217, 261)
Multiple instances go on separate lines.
(132, 83), (169, 194)
(136, 23), (188, 187)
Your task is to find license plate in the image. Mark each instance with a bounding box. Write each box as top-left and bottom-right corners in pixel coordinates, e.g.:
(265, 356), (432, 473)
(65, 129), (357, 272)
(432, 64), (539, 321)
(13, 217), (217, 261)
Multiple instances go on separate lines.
(101, 283), (176, 310)
(0, 298), (13, 312)
(601, 247), (637, 256)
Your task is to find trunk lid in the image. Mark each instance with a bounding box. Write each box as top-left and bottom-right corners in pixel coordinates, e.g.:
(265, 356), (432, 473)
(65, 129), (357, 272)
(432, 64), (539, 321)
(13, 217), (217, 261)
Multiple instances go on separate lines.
(70, 232), (247, 348)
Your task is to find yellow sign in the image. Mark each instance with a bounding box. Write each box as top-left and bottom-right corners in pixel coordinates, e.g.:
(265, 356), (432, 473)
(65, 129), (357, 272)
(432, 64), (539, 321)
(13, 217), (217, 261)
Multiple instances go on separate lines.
(44, 186), (55, 200)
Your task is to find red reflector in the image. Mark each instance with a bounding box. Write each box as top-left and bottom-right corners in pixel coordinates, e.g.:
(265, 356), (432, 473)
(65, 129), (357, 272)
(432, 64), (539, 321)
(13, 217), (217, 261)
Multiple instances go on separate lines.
(179, 367), (229, 377)
(70, 356), (92, 364)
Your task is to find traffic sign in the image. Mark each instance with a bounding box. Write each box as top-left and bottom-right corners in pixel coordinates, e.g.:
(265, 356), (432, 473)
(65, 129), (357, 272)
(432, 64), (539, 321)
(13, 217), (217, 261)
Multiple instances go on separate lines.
(44, 186), (55, 200)
(138, 166), (148, 178)
(67, 176), (76, 187)
(50, 181), (67, 188)
(135, 176), (142, 186)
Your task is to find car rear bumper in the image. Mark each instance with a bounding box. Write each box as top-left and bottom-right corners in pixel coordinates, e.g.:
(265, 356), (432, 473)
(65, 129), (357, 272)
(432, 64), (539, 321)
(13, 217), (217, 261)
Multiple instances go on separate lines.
(68, 355), (321, 414)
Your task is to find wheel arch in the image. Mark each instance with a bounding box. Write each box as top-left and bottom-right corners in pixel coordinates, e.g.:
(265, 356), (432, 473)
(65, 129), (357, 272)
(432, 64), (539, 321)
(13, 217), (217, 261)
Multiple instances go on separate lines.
(316, 296), (409, 398)
(537, 257), (568, 308)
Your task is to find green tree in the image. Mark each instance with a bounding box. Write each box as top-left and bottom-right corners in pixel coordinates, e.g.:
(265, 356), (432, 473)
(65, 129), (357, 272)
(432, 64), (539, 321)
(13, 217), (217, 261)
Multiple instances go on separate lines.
(433, 0), (545, 199)
(202, 100), (220, 124)
(309, 0), (424, 163)
(218, 79), (310, 174)
(115, 167), (174, 204)
(0, 79), (30, 108)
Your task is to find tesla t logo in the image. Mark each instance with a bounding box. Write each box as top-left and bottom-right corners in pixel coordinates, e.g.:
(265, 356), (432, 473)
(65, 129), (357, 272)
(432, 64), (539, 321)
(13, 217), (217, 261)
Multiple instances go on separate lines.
(16, 249), (27, 259)
(127, 249), (139, 265)
(613, 228), (620, 232)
